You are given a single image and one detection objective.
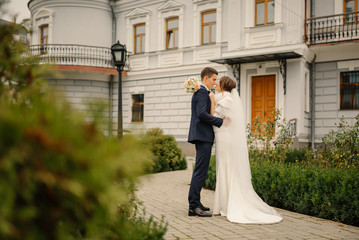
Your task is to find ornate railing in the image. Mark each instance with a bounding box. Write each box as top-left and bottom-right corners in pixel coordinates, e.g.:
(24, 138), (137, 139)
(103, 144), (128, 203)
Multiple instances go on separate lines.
(305, 11), (359, 45)
(29, 44), (114, 68)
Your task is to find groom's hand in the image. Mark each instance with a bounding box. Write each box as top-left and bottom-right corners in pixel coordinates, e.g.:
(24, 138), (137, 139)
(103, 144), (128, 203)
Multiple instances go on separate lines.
(223, 117), (231, 127)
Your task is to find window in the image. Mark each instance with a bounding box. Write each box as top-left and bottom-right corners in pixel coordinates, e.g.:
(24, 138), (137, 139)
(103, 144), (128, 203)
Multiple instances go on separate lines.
(201, 10), (216, 45)
(132, 94), (144, 122)
(344, 0), (358, 23)
(340, 71), (359, 110)
(255, 0), (275, 25)
(134, 23), (145, 54)
(40, 25), (48, 54)
(166, 17), (179, 49)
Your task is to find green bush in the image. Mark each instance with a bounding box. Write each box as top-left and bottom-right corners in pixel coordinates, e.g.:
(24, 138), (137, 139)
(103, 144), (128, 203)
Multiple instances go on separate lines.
(142, 128), (187, 173)
(321, 115), (359, 169)
(204, 156), (216, 190)
(284, 148), (307, 164)
(0, 20), (166, 240)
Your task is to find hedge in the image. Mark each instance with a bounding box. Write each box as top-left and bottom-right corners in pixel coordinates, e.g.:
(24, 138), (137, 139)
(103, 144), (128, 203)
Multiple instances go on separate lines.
(204, 157), (359, 226)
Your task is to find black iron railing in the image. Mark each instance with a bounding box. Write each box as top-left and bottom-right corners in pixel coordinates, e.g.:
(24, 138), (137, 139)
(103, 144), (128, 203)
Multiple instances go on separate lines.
(29, 44), (114, 68)
(305, 11), (359, 45)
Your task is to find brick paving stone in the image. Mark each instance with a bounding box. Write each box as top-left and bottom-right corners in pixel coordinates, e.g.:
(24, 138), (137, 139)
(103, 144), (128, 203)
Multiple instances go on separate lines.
(136, 160), (359, 240)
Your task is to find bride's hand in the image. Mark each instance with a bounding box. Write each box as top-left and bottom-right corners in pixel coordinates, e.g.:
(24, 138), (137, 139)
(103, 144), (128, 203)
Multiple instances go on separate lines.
(209, 92), (215, 102)
(223, 117), (231, 127)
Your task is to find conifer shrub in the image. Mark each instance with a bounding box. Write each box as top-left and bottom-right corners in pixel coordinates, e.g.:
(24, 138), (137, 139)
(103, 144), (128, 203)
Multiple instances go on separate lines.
(142, 128), (187, 173)
(204, 155), (217, 190)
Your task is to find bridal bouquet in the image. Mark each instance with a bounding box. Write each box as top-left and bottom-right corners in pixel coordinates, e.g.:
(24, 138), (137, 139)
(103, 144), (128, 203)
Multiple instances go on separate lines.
(184, 76), (200, 93)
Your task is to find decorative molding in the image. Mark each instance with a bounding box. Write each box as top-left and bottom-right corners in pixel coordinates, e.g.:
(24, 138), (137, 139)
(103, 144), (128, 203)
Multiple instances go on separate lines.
(157, 0), (184, 50)
(129, 86), (145, 93)
(159, 52), (182, 67)
(244, 23), (283, 48)
(126, 7), (151, 59)
(157, 0), (184, 12)
(125, 7), (151, 19)
(337, 60), (359, 71)
(33, 8), (54, 19)
(192, 0), (222, 46)
(193, 0), (218, 4)
(31, 7), (54, 45)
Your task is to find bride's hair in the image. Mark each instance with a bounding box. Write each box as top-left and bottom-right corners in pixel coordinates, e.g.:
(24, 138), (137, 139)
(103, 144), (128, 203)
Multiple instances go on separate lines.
(219, 76), (236, 92)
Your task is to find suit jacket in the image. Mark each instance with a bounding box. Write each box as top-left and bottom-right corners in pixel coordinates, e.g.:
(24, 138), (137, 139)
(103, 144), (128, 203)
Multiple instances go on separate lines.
(188, 85), (223, 144)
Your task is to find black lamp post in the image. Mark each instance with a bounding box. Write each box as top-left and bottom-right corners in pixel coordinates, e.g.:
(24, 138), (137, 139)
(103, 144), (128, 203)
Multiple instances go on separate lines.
(111, 41), (127, 138)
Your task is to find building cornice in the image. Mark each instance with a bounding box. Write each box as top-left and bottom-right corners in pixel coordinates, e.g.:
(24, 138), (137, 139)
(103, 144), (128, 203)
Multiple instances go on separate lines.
(29, 0), (112, 13)
(125, 62), (227, 81)
(114, 0), (164, 13)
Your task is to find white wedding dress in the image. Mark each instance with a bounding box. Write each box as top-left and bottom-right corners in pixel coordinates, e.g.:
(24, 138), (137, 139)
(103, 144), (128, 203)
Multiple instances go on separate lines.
(213, 90), (282, 224)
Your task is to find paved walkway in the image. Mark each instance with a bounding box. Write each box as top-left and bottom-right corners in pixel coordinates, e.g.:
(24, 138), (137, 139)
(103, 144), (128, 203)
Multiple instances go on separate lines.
(136, 159), (359, 240)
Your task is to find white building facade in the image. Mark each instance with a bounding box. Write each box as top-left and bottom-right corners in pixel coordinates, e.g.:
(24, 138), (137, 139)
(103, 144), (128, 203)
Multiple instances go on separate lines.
(28, 0), (359, 153)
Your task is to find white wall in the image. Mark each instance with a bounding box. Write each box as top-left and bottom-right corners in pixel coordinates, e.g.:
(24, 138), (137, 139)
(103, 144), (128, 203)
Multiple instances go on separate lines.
(285, 60), (310, 140)
(314, 61), (359, 142)
(52, 6), (112, 47)
(29, 0), (113, 47)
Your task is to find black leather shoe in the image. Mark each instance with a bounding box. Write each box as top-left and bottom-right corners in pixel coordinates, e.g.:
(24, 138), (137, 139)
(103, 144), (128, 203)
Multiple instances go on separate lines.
(199, 203), (210, 211)
(188, 207), (212, 217)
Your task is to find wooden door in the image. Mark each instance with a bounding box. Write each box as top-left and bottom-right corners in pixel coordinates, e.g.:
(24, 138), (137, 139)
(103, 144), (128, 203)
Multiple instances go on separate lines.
(251, 75), (276, 126)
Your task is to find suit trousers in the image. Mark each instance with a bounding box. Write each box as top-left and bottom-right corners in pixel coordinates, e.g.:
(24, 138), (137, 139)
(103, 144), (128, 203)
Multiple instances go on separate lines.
(188, 141), (213, 209)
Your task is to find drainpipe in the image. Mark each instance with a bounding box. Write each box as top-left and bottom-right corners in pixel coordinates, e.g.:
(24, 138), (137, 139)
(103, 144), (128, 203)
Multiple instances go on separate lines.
(310, 55), (316, 150)
(109, 0), (116, 136)
(110, 0), (116, 44)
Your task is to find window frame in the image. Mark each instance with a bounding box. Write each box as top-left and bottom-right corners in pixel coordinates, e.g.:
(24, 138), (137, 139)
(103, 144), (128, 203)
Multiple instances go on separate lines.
(40, 25), (48, 54)
(134, 23), (146, 54)
(201, 9), (216, 45)
(166, 17), (179, 50)
(340, 71), (359, 110)
(131, 94), (144, 123)
(255, 0), (275, 26)
(343, 0), (358, 23)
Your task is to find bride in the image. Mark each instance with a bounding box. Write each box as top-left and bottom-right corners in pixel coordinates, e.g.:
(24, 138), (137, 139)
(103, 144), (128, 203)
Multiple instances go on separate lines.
(209, 76), (282, 224)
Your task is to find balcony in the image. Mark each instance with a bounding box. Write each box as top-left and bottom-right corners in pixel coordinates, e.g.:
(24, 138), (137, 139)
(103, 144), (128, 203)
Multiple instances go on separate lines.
(29, 44), (114, 69)
(305, 11), (359, 45)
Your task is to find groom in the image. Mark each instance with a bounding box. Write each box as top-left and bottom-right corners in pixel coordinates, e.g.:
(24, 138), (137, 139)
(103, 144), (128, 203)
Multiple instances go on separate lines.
(188, 67), (225, 217)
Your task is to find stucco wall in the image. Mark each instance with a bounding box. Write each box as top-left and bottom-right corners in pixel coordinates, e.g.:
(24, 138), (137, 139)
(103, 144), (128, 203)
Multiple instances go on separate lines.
(314, 62), (359, 142)
(121, 70), (227, 141)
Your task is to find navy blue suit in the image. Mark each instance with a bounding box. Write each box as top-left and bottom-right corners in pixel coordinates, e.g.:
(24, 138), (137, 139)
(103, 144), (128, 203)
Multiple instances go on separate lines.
(188, 85), (223, 210)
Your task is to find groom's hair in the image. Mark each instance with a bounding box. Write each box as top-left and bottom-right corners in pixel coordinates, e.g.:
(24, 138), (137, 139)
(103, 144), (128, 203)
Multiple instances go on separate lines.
(220, 76), (237, 92)
(201, 67), (218, 80)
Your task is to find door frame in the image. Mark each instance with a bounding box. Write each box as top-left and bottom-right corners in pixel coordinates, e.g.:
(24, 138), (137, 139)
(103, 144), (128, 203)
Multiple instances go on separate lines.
(246, 72), (283, 125)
